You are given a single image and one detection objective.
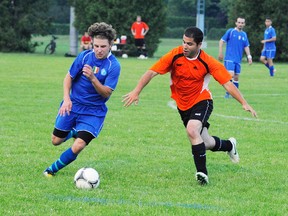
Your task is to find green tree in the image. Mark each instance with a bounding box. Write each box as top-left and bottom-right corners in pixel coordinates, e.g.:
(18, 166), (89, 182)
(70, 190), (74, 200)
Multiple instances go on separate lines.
(227, 0), (288, 62)
(0, 0), (52, 52)
(69, 0), (167, 57)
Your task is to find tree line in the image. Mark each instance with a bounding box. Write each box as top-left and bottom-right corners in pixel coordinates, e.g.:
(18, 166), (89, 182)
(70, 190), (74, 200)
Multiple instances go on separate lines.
(0, 0), (287, 61)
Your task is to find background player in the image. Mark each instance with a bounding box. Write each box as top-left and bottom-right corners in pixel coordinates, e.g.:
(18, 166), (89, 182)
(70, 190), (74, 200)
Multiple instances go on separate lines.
(260, 17), (277, 77)
(131, 15), (149, 58)
(218, 17), (252, 98)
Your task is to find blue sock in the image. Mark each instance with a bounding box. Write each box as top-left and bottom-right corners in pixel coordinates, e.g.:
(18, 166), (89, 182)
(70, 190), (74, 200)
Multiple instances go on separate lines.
(233, 81), (239, 89)
(63, 128), (77, 142)
(269, 66), (274, 76)
(49, 148), (78, 173)
(265, 63), (269, 68)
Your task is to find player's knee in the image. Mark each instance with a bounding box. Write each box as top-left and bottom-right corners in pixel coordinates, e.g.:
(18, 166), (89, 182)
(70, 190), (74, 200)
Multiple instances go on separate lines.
(51, 135), (63, 145)
(71, 140), (86, 154)
(71, 132), (94, 154)
(186, 126), (199, 139)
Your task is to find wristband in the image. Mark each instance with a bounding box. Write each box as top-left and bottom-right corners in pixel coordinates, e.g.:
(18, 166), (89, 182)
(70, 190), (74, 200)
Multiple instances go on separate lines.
(247, 55), (252, 59)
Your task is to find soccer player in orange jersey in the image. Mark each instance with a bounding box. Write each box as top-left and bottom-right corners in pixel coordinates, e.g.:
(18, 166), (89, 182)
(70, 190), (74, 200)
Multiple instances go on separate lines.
(122, 26), (257, 185)
(131, 15), (149, 58)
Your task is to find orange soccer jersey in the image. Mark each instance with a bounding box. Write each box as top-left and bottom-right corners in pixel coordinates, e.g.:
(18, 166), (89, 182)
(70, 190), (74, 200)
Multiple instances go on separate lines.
(131, 22), (149, 39)
(150, 46), (232, 111)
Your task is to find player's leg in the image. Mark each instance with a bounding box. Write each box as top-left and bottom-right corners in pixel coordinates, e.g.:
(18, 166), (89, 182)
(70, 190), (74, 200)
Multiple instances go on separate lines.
(179, 100), (212, 185)
(135, 39), (142, 57)
(260, 50), (270, 69)
(44, 131), (94, 177)
(267, 50), (276, 76)
(142, 41), (148, 58)
(232, 63), (241, 89)
(187, 119), (209, 185)
(44, 114), (104, 177)
(201, 127), (239, 163)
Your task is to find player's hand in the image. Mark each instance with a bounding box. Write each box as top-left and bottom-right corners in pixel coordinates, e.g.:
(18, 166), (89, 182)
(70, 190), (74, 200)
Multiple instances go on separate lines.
(218, 54), (223, 61)
(122, 91), (139, 107)
(242, 104), (257, 118)
(82, 64), (95, 81)
(59, 99), (72, 116)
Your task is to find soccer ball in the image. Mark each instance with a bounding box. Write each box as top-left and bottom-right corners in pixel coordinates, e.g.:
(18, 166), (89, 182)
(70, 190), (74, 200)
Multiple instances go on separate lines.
(74, 167), (100, 189)
(122, 53), (128, 58)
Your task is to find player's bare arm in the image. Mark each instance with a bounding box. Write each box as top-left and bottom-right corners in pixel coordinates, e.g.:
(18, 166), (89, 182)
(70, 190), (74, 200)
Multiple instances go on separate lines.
(82, 64), (112, 98)
(59, 73), (73, 116)
(122, 70), (158, 107)
(223, 81), (257, 118)
(244, 47), (253, 65)
(218, 39), (224, 61)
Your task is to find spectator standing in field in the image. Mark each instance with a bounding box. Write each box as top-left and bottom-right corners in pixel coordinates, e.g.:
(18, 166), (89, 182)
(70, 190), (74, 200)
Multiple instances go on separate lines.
(122, 26), (257, 185)
(260, 17), (277, 77)
(218, 17), (252, 99)
(131, 15), (149, 59)
(80, 31), (92, 51)
(44, 22), (121, 177)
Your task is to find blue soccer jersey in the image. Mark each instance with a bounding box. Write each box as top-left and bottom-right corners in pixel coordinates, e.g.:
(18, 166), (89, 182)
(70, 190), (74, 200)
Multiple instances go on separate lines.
(221, 28), (250, 63)
(264, 26), (276, 50)
(68, 50), (121, 116)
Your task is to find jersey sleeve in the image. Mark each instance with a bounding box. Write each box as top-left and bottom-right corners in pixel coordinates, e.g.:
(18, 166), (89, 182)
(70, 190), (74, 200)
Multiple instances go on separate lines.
(244, 32), (250, 47)
(221, 28), (232, 42)
(143, 22), (149, 30)
(150, 50), (175, 74)
(68, 51), (88, 79)
(104, 61), (121, 91)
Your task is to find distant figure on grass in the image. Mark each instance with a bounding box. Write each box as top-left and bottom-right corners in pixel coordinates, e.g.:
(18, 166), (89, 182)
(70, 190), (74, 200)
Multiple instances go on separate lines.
(131, 15), (149, 59)
(122, 26), (257, 185)
(44, 22), (121, 177)
(80, 31), (92, 51)
(260, 17), (277, 77)
(218, 17), (252, 99)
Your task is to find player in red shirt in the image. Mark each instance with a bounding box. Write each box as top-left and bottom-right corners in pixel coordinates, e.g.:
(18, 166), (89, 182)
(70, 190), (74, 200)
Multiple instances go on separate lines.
(131, 15), (149, 58)
(80, 32), (92, 51)
(122, 26), (257, 185)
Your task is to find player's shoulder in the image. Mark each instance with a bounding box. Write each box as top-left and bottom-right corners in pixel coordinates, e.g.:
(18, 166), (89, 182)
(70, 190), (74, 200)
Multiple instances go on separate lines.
(199, 49), (218, 63)
(107, 53), (121, 67)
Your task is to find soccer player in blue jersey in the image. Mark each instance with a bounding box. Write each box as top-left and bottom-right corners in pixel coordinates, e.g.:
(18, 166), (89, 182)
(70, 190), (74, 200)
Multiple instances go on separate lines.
(260, 17), (277, 77)
(218, 17), (252, 98)
(43, 22), (121, 177)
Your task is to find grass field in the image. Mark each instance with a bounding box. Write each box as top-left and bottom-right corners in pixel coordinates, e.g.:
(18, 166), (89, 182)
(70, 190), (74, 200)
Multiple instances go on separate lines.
(1, 38), (288, 215)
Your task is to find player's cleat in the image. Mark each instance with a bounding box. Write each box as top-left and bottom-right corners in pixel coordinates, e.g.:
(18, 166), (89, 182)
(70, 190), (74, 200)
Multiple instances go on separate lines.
(228, 137), (239, 163)
(195, 172), (209, 185)
(43, 168), (55, 177)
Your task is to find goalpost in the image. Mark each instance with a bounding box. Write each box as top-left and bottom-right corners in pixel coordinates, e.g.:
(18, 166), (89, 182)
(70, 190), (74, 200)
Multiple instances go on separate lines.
(196, 0), (207, 48)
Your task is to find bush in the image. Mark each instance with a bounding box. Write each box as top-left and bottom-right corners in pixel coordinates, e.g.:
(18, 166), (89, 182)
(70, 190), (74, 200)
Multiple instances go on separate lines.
(50, 23), (70, 35)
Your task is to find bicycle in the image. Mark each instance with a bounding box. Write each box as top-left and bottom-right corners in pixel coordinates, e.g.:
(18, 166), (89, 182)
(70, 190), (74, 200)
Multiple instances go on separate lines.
(44, 35), (58, 54)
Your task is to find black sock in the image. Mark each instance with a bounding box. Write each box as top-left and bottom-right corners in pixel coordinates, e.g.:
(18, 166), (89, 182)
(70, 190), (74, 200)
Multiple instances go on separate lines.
(211, 136), (232, 152)
(192, 143), (207, 175)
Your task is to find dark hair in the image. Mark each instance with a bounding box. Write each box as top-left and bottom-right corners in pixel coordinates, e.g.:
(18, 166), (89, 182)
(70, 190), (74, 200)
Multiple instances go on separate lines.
(88, 22), (116, 43)
(266, 17), (272, 21)
(184, 27), (203, 45)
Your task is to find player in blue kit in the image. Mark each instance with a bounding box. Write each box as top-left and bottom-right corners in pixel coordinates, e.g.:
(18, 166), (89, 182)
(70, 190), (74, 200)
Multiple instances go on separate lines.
(260, 17), (277, 77)
(218, 17), (252, 98)
(43, 22), (121, 177)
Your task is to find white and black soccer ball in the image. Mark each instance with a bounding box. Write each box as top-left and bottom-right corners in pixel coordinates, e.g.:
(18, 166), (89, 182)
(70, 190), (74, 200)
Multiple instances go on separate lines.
(74, 167), (100, 189)
(122, 53), (128, 58)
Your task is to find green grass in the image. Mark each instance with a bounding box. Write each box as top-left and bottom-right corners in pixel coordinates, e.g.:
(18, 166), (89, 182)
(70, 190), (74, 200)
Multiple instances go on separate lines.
(1, 39), (288, 215)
